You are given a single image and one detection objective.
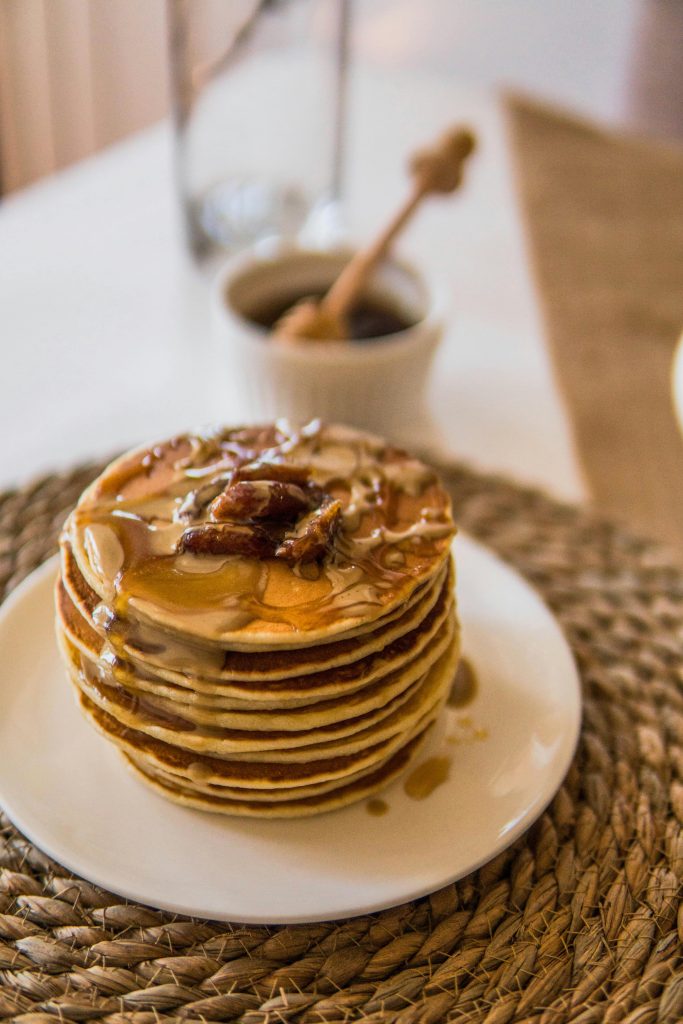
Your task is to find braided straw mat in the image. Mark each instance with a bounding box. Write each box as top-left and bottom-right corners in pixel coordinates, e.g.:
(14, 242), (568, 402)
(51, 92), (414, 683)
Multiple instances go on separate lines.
(0, 459), (681, 1024)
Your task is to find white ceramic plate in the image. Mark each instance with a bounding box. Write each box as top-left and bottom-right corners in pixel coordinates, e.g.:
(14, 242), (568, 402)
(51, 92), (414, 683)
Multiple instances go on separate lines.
(0, 535), (580, 924)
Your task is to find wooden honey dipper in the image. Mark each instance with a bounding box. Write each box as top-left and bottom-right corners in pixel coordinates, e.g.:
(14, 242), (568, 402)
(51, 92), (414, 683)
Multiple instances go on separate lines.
(274, 126), (476, 342)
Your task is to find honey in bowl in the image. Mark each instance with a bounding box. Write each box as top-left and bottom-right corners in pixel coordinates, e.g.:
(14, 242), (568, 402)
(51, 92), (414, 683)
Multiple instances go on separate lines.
(214, 247), (443, 442)
(247, 291), (416, 342)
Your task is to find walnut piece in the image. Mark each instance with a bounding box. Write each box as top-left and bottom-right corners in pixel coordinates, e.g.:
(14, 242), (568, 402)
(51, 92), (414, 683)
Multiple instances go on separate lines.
(209, 480), (311, 522)
(176, 478), (230, 522)
(176, 458), (342, 564)
(178, 523), (275, 558)
(276, 497), (343, 564)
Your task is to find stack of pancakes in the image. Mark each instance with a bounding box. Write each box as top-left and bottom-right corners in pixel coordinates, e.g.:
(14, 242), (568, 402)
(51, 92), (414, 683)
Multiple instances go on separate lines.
(56, 422), (459, 817)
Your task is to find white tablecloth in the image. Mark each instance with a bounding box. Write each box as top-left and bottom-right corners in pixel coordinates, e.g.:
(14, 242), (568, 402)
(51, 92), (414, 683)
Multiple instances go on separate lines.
(0, 67), (586, 503)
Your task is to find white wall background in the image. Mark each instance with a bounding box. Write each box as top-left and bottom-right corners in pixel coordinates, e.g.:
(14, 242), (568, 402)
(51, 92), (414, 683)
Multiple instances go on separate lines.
(354, 0), (640, 124)
(2, 0), (680, 194)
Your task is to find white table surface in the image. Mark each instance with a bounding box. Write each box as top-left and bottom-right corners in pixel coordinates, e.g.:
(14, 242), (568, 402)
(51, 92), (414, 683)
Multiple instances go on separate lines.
(0, 67), (587, 503)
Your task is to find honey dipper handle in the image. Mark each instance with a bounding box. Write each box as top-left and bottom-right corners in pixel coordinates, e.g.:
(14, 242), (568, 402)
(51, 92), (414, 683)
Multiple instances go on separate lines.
(322, 127), (476, 322)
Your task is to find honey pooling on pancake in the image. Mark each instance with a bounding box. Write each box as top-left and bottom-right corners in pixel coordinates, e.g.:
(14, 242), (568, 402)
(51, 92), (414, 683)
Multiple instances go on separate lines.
(57, 422), (460, 817)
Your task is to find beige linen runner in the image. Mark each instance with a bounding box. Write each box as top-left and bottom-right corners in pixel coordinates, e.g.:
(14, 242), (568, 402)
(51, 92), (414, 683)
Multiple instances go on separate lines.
(507, 95), (683, 560)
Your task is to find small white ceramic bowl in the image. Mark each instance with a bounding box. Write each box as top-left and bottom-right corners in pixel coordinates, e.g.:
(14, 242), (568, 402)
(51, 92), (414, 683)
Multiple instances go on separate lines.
(212, 244), (444, 442)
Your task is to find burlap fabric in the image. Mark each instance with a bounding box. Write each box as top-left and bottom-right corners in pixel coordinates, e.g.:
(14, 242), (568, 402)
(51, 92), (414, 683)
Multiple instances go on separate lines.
(0, 460), (681, 1023)
(507, 94), (683, 563)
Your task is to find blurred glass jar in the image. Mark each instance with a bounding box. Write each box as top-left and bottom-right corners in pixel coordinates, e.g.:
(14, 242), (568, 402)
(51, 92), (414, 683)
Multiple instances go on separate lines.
(168, 0), (350, 258)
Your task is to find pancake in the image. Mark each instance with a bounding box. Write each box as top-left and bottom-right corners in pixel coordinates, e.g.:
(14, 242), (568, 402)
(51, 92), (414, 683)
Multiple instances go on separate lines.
(123, 728), (433, 818)
(76, 687), (443, 789)
(56, 422), (459, 816)
(58, 554), (453, 702)
(59, 614), (458, 745)
(65, 423), (453, 649)
(60, 539), (448, 686)
(61, 625), (458, 759)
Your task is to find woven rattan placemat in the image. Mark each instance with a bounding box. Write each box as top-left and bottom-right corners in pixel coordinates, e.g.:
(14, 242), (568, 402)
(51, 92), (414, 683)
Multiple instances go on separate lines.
(0, 460), (681, 1024)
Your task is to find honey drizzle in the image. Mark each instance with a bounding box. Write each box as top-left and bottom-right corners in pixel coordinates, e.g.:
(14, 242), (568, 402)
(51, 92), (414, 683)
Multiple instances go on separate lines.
(73, 424), (454, 639)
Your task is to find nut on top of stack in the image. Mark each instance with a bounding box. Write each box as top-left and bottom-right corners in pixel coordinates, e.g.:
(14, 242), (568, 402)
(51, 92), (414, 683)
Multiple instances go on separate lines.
(56, 422), (459, 817)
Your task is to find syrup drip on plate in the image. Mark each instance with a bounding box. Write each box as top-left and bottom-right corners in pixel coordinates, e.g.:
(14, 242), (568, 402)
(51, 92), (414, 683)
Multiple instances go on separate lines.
(403, 755), (451, 800)
(447, 656), (478, 708)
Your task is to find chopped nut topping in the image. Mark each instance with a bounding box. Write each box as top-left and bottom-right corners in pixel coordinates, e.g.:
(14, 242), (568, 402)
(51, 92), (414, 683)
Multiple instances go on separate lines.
(176, 450), (342, 564)
(176, 478), (230, 522)
(178, 523), (275, 558)
(276, 497), (343, 564)
(210, 481), (312, 522)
